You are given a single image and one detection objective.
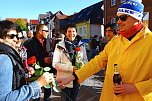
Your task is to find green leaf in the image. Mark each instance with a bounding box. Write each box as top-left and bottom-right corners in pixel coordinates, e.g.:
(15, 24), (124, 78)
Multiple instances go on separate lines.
(52, 80), (58, 86)
(53, 86), (62, 92)
(37, 62), (40, 66)
(34, 68), (43, 77)
(44, 67), (51, 72)
(44, 83), (52, 89)
(35, 64), (41, 69)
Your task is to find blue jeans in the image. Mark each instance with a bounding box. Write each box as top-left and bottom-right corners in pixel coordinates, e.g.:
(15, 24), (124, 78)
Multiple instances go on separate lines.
(61, 80), (80, 101)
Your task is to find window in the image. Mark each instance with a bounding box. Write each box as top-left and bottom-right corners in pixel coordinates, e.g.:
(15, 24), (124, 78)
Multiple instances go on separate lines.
(111, 0), (116, 6)
(120, 0), (126, 3)
(83, 27), (87, 36)
(111, 18), (117, 23)
(78, 26), (87, 36)
(79, 28), (82, 35)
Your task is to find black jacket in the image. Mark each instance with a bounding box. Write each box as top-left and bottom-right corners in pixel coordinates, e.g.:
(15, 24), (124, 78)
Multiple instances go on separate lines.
(0, 42), (26, 90)
(23, 37), (56, 74)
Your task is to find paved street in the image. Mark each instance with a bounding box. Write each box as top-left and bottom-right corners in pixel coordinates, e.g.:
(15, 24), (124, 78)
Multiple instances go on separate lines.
(40, 70), (105, 101)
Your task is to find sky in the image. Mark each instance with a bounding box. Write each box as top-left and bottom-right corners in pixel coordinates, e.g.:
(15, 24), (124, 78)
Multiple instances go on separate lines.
(0, 0), (102, 21)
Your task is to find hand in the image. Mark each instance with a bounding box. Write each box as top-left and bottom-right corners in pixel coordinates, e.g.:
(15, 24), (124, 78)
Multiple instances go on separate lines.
(27, 66), (34, 77)
(44, 57), (52, 64)
(73, 66), (77, 72)
(114, 83), (138, 95)
(36, 72), (52, 87)
(57, 75), (75, 89)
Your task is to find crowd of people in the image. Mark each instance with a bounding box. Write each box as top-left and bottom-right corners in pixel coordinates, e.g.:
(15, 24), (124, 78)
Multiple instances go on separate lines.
(0, 0), (152, 101)
(0, 19), (52, 101)
(57, 1), (152, 101)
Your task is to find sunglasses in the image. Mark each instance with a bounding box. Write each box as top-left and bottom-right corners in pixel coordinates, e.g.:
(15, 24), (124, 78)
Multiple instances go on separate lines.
(41, 30), (49, 33)
(116, 15), (129, 21)
(6, 34), (18, 39)
(17, 36), (24, 40)
(105, 30), (113, 32)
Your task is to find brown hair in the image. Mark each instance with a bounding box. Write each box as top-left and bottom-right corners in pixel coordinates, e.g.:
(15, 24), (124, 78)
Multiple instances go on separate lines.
(35, 24), (46, 34)
(0, 20), (16, 38)
(105, 23), (118, 35)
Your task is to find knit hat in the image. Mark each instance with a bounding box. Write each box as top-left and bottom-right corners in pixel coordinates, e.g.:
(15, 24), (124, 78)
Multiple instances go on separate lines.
(117, 0), (144, 21)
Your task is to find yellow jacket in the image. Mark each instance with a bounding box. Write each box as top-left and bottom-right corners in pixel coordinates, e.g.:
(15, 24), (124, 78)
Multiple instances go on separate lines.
(76, 26), (152, 101)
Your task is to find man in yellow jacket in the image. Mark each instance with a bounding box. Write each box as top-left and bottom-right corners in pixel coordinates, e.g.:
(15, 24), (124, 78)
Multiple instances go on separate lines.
(57, 1), (152, 101)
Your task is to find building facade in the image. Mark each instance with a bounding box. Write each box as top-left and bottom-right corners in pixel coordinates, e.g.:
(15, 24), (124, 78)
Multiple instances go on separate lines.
(104, 0), (152, 31)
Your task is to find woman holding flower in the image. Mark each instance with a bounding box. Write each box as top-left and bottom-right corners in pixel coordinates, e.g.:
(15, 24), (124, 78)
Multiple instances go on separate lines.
(52, 23), (88, 101)
(0, 20), (52, 101)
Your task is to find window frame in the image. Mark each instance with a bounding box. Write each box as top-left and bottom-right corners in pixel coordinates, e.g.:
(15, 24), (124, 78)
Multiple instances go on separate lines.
(120, 0), (126, 3)
(111, 17), (117, 23)
(111, 0), (116, 6)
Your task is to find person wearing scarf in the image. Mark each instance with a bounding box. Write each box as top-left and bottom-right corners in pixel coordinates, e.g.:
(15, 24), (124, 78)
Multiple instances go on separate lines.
(57, 1), (152, 101)
(52, 23), (88, 101)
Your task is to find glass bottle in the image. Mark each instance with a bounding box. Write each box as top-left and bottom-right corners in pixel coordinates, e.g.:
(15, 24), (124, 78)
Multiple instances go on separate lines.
(113, 64), (122, 95)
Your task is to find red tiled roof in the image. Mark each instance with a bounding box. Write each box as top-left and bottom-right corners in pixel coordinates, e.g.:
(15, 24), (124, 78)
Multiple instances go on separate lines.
(30, 20), (39, 25)
(5, 18), (28, 24)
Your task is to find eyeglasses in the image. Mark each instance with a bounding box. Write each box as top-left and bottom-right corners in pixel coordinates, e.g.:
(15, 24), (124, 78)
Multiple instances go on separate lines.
(41, 30), (49, 33)
(116, 15), (129, 21)
(6, 34), (18, 39)
(105, 30), (113, 32)
(17, 36), (24, 40)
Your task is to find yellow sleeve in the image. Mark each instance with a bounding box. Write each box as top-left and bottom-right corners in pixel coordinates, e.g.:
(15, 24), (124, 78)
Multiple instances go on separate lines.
(135, 78), (152, 100)
(75, 44), (109, 83)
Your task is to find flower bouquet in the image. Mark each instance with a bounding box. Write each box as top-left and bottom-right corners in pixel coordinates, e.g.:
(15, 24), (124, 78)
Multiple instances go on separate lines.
(75, 47), (84, 70)
(27, 56), (61, 92)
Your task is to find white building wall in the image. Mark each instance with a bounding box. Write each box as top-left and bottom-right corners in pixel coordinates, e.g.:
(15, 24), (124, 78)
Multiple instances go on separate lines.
(90, 24), (102, 38)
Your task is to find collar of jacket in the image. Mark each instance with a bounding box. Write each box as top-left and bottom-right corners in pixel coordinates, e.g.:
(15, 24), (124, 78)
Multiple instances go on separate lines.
(57, 40), (66, 50)
(116, 26), (151, 55)
(57, 40), (84, 51)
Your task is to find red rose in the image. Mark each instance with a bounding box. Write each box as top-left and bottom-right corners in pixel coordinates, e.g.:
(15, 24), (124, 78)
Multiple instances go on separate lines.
(75, 47), (81, 52)
(27, 56), (36, 65)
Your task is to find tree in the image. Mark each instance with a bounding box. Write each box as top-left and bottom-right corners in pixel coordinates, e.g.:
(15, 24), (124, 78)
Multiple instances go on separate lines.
(15, 18), (28, 31)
